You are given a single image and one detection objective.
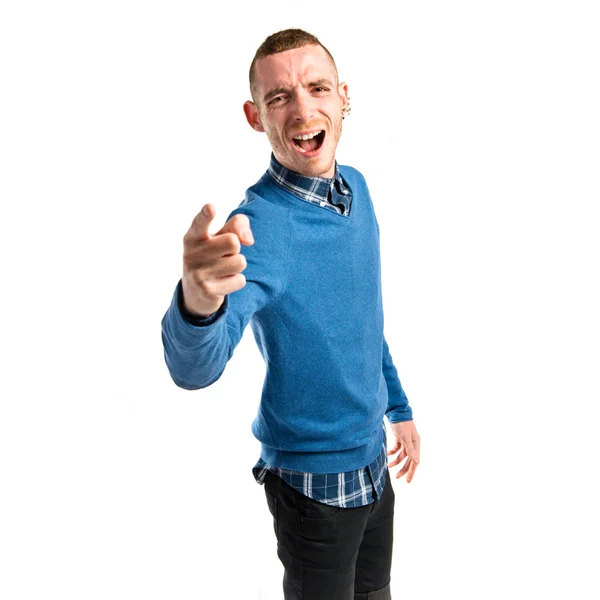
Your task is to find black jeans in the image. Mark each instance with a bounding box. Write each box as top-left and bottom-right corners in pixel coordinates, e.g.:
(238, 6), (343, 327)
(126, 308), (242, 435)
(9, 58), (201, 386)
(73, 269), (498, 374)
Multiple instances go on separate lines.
(263, 468), (394, 599)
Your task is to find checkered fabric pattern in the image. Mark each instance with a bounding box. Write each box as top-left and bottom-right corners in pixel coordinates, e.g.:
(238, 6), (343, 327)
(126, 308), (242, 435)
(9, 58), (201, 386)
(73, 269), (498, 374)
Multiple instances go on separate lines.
(267, 153), (353, 217)
(253, 424), (388, 507)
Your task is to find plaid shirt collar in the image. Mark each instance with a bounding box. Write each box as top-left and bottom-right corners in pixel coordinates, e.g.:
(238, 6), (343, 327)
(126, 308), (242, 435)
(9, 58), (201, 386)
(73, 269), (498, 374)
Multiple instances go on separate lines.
(267, 153), (352, 214)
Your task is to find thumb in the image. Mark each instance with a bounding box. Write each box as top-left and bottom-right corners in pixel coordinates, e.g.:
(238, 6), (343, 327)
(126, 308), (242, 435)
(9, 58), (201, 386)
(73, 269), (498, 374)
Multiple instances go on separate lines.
(217, 213), (254, 246)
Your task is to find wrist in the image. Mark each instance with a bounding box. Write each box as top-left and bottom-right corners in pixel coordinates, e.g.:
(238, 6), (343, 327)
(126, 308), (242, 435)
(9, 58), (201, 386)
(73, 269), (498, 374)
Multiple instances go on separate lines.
(181, 277), (223, 317)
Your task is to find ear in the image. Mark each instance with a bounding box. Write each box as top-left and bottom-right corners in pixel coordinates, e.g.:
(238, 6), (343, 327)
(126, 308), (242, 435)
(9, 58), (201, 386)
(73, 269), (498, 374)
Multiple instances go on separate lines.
(338, 82), (349, 111)
(243, 100), (265, 132)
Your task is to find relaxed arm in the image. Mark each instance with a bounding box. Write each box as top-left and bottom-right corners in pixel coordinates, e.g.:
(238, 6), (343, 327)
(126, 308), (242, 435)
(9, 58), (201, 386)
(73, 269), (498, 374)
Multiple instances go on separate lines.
(382, 334), (413, 423)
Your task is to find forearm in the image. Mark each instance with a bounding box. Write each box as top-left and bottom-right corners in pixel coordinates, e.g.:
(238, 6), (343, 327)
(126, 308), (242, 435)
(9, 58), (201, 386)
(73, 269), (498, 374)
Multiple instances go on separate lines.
(382, 334), (413, 422)
(161, 280), (233, 389)
(160, 202), (286, 391)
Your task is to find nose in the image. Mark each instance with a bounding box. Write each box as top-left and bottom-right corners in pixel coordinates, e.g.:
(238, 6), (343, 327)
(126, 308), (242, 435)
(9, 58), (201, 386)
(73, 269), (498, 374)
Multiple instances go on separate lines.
(291, 89), (314, 123)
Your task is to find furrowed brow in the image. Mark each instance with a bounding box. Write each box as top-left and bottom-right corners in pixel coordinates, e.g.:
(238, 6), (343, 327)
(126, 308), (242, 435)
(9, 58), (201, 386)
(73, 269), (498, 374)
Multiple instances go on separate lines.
(263, 86), (290, 103)
(309, 78), (334, 88)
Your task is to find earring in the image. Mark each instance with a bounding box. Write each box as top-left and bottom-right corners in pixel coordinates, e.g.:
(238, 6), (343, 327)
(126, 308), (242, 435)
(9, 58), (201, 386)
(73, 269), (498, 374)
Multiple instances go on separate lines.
(342, 99), (352, 120)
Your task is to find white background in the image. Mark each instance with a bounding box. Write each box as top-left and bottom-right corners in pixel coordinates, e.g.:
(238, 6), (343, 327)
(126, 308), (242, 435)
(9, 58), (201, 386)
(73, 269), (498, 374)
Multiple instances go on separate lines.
(1, 1), (599, 598)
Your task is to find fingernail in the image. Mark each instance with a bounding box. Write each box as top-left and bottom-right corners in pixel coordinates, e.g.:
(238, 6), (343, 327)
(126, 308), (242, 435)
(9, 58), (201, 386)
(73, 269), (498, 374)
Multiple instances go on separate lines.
(243, 229), (253, 242)
(202, 205), (210, 216)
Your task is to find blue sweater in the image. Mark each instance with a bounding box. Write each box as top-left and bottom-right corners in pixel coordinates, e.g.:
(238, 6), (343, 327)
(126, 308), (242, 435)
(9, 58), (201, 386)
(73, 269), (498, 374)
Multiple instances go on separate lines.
(161, 165), (413, 474)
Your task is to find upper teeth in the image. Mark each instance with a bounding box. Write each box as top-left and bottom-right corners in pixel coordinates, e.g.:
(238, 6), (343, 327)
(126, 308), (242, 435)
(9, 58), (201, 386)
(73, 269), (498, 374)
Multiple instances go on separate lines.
(294, 131), (322, 141)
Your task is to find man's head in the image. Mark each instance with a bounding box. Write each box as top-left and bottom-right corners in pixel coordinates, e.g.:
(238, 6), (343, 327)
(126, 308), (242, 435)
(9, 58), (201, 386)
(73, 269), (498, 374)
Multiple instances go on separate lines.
(244, 29), (350, 179)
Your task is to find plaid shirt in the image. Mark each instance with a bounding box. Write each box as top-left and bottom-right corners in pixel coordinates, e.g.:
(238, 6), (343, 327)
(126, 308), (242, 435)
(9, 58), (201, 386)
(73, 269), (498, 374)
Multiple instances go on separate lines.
(252, 154), (388, 508)
(266, 153), (353, 216)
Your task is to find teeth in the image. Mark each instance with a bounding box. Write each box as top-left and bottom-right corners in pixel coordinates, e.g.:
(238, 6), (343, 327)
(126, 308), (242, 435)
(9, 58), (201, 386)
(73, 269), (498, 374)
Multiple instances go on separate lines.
(293, 130), (322, 141)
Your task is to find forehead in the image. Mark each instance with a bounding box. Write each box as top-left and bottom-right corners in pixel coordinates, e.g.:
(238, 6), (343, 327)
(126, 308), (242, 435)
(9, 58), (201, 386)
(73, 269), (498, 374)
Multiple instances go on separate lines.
(254, 44), (337, 94)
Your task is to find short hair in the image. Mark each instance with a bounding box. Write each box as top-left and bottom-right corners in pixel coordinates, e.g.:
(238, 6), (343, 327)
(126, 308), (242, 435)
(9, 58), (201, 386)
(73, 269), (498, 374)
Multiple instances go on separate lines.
(249, 28), (338, 103)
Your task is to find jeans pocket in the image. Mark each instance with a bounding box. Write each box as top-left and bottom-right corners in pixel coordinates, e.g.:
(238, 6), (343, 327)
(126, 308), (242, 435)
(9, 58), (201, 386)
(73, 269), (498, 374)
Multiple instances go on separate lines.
(299, 512), (341, 542)
(297, 490), (344, 521)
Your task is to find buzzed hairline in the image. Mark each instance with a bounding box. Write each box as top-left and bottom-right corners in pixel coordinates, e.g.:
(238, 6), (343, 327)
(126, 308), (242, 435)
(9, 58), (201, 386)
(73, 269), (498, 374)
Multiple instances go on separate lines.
(249, 29), (339, 105)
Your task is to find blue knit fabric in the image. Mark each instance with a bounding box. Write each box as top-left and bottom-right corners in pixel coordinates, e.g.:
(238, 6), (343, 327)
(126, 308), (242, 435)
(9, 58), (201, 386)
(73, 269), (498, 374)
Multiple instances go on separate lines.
(161, 163), (413, 474)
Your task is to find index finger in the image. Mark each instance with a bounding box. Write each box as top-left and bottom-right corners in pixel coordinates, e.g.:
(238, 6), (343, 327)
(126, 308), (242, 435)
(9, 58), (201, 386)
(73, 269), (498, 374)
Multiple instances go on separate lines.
(188, 203), (216, 242)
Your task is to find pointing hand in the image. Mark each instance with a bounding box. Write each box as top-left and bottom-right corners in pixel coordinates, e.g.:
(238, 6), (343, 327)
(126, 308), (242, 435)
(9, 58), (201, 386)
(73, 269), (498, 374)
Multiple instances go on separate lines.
(181, 203), (254, 317)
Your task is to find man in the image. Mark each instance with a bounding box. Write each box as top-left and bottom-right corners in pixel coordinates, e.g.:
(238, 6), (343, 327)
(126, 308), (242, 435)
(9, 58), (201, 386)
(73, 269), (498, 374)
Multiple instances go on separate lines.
(161, 28), (420, 600)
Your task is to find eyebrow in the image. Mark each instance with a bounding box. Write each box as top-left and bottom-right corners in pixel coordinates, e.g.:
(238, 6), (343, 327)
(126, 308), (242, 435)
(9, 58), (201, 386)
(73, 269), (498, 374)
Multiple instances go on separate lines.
(263, 86), (290, 103)
(309, 78), (334, 89)
(263, 79), (335, 103)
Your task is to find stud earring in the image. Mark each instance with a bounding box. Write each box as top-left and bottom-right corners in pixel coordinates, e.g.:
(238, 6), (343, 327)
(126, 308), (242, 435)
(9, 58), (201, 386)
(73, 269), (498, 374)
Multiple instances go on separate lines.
(342, 99), (352, 120)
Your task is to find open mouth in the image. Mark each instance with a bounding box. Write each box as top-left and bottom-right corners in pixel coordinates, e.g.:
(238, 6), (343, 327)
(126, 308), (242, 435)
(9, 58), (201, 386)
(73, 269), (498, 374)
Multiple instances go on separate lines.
(291, 130), (325, 154)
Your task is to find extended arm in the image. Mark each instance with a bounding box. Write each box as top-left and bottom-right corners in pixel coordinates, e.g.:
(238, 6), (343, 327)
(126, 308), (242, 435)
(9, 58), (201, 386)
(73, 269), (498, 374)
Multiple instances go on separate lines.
(161, 202), (285, 390)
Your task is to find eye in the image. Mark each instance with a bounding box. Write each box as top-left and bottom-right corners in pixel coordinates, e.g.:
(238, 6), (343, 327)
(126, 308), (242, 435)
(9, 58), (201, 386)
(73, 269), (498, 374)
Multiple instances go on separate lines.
(268, 95), (284, 106)
(314, 86), (330, 93)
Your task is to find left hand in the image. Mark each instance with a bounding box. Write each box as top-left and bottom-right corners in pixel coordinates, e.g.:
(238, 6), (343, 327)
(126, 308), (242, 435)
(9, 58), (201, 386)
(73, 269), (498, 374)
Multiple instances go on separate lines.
(387, 420), (421, 483)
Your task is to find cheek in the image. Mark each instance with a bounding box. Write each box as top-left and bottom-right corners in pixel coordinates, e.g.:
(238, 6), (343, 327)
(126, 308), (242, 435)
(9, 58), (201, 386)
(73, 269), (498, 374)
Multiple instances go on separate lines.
(271, 120), (287, 140)
(265, 124), (287, 148)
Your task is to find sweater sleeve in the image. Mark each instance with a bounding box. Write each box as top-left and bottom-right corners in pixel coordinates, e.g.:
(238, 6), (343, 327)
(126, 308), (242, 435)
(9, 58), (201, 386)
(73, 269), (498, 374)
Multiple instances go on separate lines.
(383, 334), (413, 422)
(160, 201), (286, 390)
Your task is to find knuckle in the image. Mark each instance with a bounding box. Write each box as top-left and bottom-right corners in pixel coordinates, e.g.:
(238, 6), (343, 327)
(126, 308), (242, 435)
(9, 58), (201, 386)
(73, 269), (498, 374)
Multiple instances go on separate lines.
(224, 232), (241, 252)
(183, 246), (204, 267)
